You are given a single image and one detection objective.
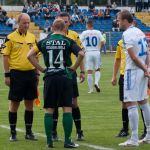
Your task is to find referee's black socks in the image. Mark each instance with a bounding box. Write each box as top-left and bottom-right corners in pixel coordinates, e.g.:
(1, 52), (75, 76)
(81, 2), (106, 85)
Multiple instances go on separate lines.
(122, 108), (128, 131)
(53, 108), (59, 133)
(72, 107), (81, 133)
(24, 110), (33, 134)
(140, 108), (147, 134)
(9, 111), (17, 135)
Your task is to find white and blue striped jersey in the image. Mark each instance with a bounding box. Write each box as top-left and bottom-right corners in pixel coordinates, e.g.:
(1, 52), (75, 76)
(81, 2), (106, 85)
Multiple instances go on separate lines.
(80, 29), (104, 52)
(122, 26), (148, 70)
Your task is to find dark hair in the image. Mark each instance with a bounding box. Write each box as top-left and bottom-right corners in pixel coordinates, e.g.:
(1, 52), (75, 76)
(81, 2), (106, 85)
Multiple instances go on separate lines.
(86, 19), (93, 27)
(133, 20), (138, 27)
(119, 10), (133, 23)
(57, 12), (70, 19)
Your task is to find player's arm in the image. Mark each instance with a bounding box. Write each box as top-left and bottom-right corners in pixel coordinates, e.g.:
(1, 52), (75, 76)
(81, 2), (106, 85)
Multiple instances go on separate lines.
(3, 55), (10, 73)
(124, 34), (148, 76)
(100, 38), (105, 49)
(146, 50), (150, 88)
(31, 40), (41, 76)
(99, 31), (105, 49)
(112, 58), (121, 86)
(111, 44), (121, 85)
(3, 55), (10, 86)
(70, 42), (85, 72)
(79, 51), (85, 82)
(27, 46), (45, 73)
(128, 47), (147, 73)
(77, 35), (85, 82)
(146, 50), (150, 68)
(2, 37), (11, 86)
(70, 51), (85, 72)
(2, 37), (11, 73)
(101, 41), (105, 49)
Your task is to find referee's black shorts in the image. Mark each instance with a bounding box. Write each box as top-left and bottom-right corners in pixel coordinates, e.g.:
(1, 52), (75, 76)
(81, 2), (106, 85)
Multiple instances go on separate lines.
(72, 72), (79, 98)
(118, 75), (124, 101)
(9, 69), (38, 102)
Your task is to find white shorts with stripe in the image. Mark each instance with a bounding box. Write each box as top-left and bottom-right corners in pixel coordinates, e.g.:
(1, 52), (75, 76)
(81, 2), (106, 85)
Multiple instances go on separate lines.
(124, 69), (148, 102)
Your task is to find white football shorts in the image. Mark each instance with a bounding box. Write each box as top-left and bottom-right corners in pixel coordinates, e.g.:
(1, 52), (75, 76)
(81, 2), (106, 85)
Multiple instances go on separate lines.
(124, 69), (148, 102)
(85, 51), (101, 70)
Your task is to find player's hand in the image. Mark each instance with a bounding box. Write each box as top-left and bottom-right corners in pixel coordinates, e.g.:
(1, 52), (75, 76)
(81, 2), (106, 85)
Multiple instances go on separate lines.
(80, 72), (85, 83)
(111, 76), (117, 86)
(68, 67), (75, 73)
(144, 69), (150, 78)
(5, 77), (10, 86)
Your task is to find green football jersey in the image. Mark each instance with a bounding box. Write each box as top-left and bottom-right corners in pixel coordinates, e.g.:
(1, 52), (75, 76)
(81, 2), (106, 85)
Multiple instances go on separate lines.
(37, 34), (81, 76)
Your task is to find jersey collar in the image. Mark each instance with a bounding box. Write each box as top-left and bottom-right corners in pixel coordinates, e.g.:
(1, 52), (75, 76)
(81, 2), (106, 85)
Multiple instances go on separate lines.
(126, 25), (134, 31)
(16, 29), (27, 36)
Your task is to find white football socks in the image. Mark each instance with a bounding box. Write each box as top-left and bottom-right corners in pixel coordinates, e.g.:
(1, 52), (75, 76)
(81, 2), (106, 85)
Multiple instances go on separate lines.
(95, 71), (101, 86)
(87, 74), (93, 92)
(128, 106), (139, 142)
(140, 103), (150, 139)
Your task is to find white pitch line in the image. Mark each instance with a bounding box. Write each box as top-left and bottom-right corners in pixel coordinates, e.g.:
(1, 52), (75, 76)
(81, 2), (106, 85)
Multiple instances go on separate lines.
(0, 124), (115, 150)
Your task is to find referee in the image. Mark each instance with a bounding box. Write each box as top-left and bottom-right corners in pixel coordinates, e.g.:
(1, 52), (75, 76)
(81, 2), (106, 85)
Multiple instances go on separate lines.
(111, 39), (129, 137)
(2, 13), (38, 141)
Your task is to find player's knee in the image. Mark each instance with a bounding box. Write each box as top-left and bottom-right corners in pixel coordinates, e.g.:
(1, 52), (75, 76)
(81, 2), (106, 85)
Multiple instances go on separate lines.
(72, 98), (78, 108)
(88, 70), (93, 74)
(9, 101), (20, 112)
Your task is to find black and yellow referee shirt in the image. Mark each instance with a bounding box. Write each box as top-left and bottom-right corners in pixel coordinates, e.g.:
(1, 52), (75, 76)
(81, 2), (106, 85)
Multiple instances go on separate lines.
(2, 29), (37, 71)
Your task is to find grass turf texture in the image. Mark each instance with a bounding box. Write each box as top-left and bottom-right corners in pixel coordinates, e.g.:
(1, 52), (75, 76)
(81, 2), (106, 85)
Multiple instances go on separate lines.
(0, 54), (149, 150)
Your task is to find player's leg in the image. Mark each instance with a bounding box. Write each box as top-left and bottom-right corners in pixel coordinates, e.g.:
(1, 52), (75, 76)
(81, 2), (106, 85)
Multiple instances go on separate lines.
(24, 100), (37, 140)
(43, 76), (56, 148)
(139, 99), (150, 144)
(9, 101), (20, 141)
(103, 44), (106, 54)
(117, 75), (129, 137)
(72, 97), (84, 141)
(119, 70), (139, 147)
(8, 70), (23, 141)
(117, 102), (129, 137)
(138, 76), (150, 143)
(63, 107), (73, 145)
(24, 70), (38, 140)
(119, 102), (139, 147)
(94, 51), (101, 92)
(87, 70), (93, 93)
(63, 76), (79, 148)
(94, 68), (100, 92)
(44, 108), (54, 148)
(52, 108), (59, 141)
(139, 108), (147, 139)
(72, 73), (84, 140)
(86, 52), (93, 93)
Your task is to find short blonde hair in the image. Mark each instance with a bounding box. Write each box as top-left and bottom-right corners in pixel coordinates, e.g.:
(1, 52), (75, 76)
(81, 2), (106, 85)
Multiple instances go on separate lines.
(52, 19), (65, 31)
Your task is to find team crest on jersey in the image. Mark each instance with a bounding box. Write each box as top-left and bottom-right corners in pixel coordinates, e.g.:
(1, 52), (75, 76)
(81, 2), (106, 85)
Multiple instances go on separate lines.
(14, 43), (22, 49)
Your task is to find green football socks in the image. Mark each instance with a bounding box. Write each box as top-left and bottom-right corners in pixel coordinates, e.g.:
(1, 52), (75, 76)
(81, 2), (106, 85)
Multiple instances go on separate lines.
(63, 112), (73, 143)
(44, 113), (53, 145)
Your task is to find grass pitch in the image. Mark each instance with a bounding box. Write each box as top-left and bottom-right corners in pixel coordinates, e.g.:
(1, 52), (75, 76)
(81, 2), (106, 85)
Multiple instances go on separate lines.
(0, 54), (149, 150)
